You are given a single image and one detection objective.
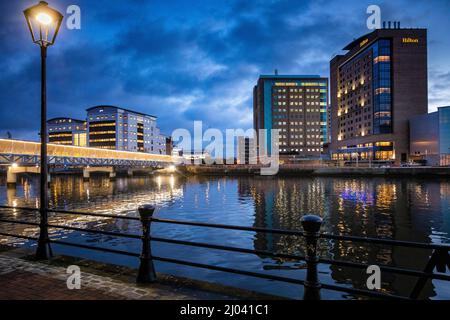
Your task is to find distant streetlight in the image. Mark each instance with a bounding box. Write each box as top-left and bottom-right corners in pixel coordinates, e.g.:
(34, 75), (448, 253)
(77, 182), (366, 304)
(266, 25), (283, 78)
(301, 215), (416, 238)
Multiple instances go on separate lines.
(24, 1), (63, 260)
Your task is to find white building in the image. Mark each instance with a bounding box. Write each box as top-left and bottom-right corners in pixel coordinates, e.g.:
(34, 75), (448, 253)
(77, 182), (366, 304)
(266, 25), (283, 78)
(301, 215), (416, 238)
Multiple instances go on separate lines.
(86, 106), (165, 154)
(153, 128), (167, 155)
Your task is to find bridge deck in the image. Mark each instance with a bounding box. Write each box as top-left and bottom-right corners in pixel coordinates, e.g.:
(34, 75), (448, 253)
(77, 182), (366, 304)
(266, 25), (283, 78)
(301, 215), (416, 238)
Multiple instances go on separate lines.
(0, 139), (174, 165)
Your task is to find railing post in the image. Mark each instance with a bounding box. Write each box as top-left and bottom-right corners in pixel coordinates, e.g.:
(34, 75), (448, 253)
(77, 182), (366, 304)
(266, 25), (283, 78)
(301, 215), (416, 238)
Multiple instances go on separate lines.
(35, 206), (52, 260)
(410, 248), (450, 299)
(137, 205), (157, 284)
(301, 214), (323, 300)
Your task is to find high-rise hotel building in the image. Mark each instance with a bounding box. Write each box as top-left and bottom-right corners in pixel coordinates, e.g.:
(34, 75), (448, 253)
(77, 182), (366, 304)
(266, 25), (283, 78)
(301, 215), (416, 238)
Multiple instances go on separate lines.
(87, 106), (166, 154)
(330, 27), (427, 163)
(253, 75), (328, 159)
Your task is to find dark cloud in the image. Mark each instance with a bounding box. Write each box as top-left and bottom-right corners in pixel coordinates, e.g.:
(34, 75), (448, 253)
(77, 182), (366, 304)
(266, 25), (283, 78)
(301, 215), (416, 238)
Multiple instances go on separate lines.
(0, 0), (449, 140)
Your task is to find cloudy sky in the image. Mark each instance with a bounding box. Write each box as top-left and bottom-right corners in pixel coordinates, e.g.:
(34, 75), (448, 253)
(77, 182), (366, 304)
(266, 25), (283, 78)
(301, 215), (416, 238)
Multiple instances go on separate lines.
(1, 0), (449, 141)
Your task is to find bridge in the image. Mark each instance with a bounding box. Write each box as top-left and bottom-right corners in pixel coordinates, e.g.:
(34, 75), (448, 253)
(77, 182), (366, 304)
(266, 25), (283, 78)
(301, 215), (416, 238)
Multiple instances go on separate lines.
(0, 139), (176, 186)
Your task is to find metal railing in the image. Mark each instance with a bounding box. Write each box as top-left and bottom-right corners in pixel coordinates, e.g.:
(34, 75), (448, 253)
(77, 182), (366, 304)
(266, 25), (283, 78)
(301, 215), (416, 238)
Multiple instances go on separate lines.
(0, 204), (449, 300)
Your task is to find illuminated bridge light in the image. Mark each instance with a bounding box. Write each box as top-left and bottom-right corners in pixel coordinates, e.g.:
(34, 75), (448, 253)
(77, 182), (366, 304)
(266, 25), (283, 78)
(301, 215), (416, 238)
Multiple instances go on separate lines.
(0, 139), (175, 164)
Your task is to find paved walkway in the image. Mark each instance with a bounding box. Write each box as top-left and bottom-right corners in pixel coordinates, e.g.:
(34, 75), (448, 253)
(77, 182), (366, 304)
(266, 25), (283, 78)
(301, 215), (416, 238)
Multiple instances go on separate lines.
(0, 271), (121, 300)
(0, 254), (231, 300)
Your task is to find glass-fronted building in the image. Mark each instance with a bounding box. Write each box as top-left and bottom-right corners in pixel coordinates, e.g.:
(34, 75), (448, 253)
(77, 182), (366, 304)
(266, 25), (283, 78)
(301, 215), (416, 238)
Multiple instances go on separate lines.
(330, 27), (428, 164)
(410, 106), (450, 166)
(372, 39), (392, 135)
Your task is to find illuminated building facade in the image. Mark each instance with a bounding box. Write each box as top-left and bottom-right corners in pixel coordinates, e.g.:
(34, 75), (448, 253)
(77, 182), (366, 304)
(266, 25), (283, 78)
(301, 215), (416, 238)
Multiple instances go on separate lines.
(410, 106), (450, 166)
(47, 118), (87, 147)
(253, 75), (328, 159)
(330, 27), (428, 163)
(87, 106), (166, 154)
(237, 136), (257, 164)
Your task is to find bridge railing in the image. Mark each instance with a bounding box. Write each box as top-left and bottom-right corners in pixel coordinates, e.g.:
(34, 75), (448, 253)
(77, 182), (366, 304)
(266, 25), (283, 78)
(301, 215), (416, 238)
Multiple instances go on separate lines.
(0, 204), (449, 300)
(0, 139), (174, 163)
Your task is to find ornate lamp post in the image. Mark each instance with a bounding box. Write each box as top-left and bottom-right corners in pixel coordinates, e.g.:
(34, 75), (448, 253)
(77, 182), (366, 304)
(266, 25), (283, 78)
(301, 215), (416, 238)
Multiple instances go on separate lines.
(24, 1), (63, 259)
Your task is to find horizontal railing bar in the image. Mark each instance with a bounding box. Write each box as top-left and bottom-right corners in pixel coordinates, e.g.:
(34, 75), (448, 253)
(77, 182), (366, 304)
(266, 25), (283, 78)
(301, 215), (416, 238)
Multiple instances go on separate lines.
(151, 255), (408, 300)
(0, 229), (430, 300)
(0, 205), (39, 212)
(321, 233), (450, 250)
(151, 217), (450, 250)
(2, 205), (450, 298)
(49, 239), (140, 257)
(319, 257), (450, 281)
(46, 224), (141, 239)
(2, 217), (446, 282)
(0, 231), (409, 300)
(0, 232), (38, 241)
(0, 205), (140, 221)
(0, 218), (40, 227)
(151, 236), (450, 282)
(150, 236), (307, 261)
(150, 217), (305, 236)
(2, 221), (446, 282)
(48, 209), (140, 221)
(29, 233), (408, 299)
(150, 217), (450, 250)
(1, 205), (449, 250)
(153, 255), (307, 284)
(319, 282), (410, 300)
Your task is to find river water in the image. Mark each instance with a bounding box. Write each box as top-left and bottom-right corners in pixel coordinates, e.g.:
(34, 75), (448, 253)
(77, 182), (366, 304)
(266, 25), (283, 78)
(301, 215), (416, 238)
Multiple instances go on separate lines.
(1, 174), (449, 299)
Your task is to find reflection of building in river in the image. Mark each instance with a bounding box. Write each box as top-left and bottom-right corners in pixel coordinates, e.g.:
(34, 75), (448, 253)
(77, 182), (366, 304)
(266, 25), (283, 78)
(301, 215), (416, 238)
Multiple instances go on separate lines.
(48, 175), (183, 212)
(440, 183), (450, 239)
(0, 175), (184, 245)
(239, 177), (328, 257)
(238, 177), (448, 298)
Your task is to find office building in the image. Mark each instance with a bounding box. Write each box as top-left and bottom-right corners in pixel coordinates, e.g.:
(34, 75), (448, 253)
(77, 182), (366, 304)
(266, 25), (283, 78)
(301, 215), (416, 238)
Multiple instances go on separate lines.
(237, 136), (257, 164)
(165, 136), (174, 156)
(86, 106), (165, 154)
(330, 26), (428, 163)
(410, 106), (450, 166)
(253, 75), (328, 160)
(154, 133), (167, 155)
(47, 117), (87, 147)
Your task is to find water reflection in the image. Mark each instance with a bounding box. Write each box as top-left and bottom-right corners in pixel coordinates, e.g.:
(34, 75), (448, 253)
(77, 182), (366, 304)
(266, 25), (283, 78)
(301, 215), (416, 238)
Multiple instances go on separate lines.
(0, 174), (449, 299)
(238, 177), (450, 298)
(0, 174), (184, 246)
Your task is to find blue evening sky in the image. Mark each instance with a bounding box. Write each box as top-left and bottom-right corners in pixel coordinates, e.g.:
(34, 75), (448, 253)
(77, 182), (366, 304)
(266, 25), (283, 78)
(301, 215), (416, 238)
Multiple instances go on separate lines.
(1, 0), (449, 140)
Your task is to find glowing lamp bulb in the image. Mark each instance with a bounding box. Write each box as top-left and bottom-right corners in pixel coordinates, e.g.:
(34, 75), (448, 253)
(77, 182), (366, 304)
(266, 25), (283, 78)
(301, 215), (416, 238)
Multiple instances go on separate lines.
(36, 13), (52, 25)
(11, 163), (18, 168)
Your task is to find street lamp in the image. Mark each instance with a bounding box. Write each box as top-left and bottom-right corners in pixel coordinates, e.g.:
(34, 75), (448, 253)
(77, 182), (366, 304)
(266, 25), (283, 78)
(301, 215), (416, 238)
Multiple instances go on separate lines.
(24, 1), (63, 260)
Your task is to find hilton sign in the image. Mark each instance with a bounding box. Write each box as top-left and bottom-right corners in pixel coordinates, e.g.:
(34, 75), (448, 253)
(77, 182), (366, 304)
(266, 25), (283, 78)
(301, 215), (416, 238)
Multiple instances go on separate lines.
(402, 37), (419, 44)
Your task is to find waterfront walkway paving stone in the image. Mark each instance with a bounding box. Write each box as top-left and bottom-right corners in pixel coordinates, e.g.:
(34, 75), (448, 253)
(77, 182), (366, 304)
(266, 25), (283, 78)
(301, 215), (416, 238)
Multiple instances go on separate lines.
(0, 253), (232, 300)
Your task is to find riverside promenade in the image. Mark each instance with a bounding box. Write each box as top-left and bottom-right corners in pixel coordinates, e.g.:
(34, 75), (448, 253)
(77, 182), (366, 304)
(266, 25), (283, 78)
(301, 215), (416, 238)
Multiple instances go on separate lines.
(0, 246), (237, 300)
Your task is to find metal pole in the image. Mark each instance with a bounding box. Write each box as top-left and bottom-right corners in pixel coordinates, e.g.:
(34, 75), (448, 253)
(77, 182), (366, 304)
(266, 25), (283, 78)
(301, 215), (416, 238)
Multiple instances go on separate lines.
(137, 205), (157, 283)
(301, 214), (323, 300)
(36, 45), (51, 260)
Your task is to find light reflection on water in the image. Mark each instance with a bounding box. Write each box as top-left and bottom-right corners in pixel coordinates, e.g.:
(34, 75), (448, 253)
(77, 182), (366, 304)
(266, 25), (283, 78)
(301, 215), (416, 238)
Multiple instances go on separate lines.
(1, 174), (450, 299)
